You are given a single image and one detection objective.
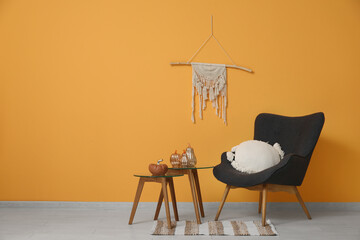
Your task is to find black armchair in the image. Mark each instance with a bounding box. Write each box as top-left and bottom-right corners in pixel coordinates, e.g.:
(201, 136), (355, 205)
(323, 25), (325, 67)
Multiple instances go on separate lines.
(213, 112), (325, 226)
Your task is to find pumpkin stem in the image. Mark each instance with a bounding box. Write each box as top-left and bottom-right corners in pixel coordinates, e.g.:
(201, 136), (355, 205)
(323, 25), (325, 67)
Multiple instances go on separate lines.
(157, 159), (163, 165)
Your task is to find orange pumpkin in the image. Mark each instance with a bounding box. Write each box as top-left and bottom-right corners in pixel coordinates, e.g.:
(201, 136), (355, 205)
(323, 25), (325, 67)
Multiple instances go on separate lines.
(149, 159), (168, 176)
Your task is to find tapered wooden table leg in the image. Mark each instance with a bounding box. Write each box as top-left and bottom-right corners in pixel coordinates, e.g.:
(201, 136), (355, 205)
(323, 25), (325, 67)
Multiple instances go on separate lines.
(193, 169), (205, 217)
(188, 169), (201, 224)
(261, 184), (268, 226)
(128, 178), (145, 225)
(154, 189), (163, 220)
(161, 178), (172, 229)
(131, 174), (183, 228)
(168, 178), (179, 221)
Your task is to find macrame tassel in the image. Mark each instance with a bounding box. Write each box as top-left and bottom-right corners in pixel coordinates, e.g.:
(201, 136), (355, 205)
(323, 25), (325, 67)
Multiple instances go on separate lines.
(202, 87), (207, 110)
(209, 87), (214, 101)
(219, 96), (222, 118)
(191, 86), (195, 123)
(223, 95), (227, 125)
(199, 95), (203, 119)
(216, 97), (219, 116)
(215, 85), (220, 96)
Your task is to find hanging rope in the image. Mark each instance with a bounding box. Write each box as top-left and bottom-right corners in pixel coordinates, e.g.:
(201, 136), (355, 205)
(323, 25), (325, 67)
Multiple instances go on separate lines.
(187, 15), (237, 66)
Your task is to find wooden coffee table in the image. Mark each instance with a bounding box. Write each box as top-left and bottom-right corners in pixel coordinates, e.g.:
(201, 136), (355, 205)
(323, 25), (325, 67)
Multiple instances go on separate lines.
(128, 173), (183, 229)
(158, 166), (214, 224)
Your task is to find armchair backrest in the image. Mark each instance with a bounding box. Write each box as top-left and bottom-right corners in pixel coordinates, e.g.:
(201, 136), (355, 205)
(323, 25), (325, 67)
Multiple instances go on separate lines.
(254, 112), (325, 159)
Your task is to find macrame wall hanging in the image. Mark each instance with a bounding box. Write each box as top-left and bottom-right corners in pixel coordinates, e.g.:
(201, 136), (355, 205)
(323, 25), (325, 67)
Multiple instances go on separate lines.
(171, 16), (253, 125)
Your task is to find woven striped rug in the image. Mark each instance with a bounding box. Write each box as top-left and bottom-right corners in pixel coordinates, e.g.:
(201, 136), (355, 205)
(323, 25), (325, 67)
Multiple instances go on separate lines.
(151, 219), (278, 236)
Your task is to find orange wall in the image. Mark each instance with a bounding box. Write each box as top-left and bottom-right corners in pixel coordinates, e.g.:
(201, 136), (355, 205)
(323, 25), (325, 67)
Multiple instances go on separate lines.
(0, 0), (359, 202)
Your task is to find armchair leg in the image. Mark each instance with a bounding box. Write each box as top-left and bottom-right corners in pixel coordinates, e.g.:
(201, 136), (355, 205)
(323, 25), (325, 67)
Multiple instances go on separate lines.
(261, 184), (267, 226)
(258, 191), (263, 213)
(293, 187), (312, 219)
(215, 185), (231, 221)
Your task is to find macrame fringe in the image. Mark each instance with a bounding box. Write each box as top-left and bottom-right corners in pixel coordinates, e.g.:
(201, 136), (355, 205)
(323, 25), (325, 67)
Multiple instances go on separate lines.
(191, 63), (227, 125)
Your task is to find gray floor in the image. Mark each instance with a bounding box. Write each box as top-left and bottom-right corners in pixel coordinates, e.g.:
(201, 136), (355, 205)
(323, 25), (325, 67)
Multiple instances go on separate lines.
(0, 202), (359, 240)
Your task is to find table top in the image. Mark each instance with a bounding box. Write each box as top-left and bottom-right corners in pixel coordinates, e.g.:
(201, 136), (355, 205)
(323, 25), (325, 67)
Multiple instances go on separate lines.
(169, 166), (214, 170)
(133, 173), (184, 178)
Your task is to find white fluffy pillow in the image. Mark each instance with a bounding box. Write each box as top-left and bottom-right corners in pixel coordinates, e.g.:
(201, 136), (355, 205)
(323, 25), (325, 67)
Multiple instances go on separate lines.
(227, 140), (284, 174)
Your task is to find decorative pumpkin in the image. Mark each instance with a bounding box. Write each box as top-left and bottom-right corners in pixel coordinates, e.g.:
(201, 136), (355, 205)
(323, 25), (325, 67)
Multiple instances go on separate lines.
(186, 144), (197, 167)
(149, 159), (168, 176)
(170, 150), (181, 168)
(180, 150), (189, 167)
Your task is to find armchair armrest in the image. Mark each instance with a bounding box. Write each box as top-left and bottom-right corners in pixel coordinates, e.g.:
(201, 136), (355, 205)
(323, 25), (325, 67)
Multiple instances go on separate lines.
(221, 152), (231, 164)
(267, 153), (309, 186)
(213, 152), (309, 187)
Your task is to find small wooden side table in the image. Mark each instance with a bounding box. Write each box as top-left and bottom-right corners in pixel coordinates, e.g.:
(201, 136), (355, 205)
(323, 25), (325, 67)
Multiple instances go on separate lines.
(128, 174), (183, 229)
(158, 166), (214, 224)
